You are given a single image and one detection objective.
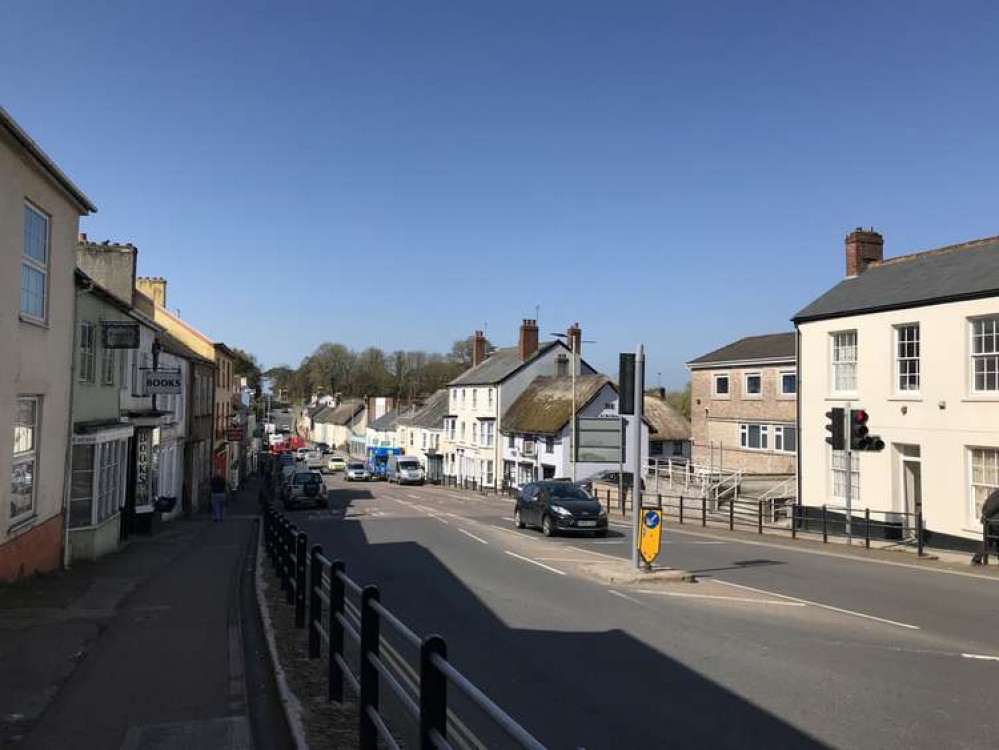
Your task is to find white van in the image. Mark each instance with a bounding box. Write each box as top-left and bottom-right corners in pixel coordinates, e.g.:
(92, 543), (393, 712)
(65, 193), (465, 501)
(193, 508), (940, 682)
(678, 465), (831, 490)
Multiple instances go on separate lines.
(386, 455), (425, 485)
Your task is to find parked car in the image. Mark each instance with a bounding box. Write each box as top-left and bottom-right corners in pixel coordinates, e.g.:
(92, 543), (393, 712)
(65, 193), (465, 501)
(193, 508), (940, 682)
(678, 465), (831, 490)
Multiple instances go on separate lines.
(514, 481), (608, 537)
(316, 442), (331, 454)
(345, 461), (370, 482)
(305, 450), (324, 470)
(295, 447), (309, 462)
(578, 470), (645, 495)
(277, 451), (295, 468)
(283, 471), (327, 509)
(386, 455), (425, 485)
(278, 465), (298, 494)
(325, 455), (347, 473)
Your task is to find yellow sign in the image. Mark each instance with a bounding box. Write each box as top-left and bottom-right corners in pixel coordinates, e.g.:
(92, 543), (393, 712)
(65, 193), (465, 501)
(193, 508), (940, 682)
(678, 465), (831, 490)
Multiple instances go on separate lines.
(638, 509), (662, 565)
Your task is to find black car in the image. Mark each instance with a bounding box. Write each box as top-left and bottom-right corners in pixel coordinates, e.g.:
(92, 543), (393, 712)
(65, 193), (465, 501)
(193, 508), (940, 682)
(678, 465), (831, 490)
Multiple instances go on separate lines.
(514, 481), (608, 537)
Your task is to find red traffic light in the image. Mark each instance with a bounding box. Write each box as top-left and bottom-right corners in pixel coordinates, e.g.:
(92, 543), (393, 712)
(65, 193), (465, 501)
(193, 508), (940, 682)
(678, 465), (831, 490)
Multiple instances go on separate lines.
(853, 409), (868, 424)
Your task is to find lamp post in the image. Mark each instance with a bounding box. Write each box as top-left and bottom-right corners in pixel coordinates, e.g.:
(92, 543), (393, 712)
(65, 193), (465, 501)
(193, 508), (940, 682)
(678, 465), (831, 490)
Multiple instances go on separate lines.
(550, 331), (596, 481)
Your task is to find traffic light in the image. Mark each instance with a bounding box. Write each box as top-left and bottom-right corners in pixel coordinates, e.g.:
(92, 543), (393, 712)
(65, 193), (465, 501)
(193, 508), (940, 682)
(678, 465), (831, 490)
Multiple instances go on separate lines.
(825, 407), (845, 450)
(849, 409), (886, 452)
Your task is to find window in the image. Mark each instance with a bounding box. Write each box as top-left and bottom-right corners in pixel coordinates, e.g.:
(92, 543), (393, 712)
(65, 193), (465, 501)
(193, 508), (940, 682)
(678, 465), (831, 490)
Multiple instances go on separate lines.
(69, 438), (126, 528)
(421, 432), (427, 450)
(713, 374), (730, 397)
(409, 431), (414, 447)
(485, 460), (494, 487)
(460, 421), (465, 439)
(508, 434), (515, 449)
(21, 204), (48, 320)
(472, 389), (477, 409)
(672, 442), (684, 456)
(744, 373), (762, 398)
(472, 422), (479, 445)
(11, 397), (39, 522)
(462, 389), (466, 405)
(780, 371), (797, 396)
(831, 331), (858, 393)
(971, 448), (999, 521)
(739, 423), (768, 450)
(971, 317), (999, 393)
(102, 345), (116, 386)
(488, 389), (494, 409)
(831, 450), (860, 501)
(79, 322), (96, 383)
(774, 425), (797, 453)
(895, 324), (920, 393)
(545, 436), (554, 453)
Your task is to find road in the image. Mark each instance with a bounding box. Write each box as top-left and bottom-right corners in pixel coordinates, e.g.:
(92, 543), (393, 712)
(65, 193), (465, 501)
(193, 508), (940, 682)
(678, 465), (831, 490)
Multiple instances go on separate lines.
(283, 467), (999, 749)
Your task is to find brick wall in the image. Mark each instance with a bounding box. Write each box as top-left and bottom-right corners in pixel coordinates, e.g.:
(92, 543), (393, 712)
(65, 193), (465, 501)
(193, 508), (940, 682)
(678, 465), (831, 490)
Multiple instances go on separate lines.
(0, 514), (64, 582)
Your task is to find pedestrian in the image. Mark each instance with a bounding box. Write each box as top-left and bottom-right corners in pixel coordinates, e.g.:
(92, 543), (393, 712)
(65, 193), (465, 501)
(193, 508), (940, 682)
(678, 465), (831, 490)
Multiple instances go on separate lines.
(211, 472), (228, 522)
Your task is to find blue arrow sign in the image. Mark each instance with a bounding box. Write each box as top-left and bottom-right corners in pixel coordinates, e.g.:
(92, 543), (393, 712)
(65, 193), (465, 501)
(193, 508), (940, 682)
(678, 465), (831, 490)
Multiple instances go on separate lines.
(643, 510), (660, 529)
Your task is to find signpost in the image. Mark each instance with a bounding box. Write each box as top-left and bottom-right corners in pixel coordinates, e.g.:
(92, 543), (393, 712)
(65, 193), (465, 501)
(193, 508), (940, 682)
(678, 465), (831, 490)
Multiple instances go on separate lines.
(575, 417), (622, 463)
(622, 345), (646, 570)
(639, 508), (662, 566)
(226, 427), (245, 443)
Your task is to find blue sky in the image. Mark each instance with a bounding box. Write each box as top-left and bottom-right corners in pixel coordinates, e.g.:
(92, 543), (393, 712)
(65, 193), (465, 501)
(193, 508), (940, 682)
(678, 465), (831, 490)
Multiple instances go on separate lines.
(4, 1), (998, 386)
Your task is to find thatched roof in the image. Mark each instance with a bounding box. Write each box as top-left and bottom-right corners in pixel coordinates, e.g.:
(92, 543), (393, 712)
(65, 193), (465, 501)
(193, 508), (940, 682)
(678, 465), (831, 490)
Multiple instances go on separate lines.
(501, 376), (612, 435)
(643, 396), (690, 441)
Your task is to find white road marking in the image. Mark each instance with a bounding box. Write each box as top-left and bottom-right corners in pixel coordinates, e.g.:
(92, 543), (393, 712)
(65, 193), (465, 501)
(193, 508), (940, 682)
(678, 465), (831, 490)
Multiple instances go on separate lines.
(961, 653), (999, 661)
(592, 540), (624, 545)
(716, 579), (921, 630)
(635, 589), (806, 607)
(488, 524), (532, 538)
(458, 528), (489, 545)
(434, 516), (450, 525)
(608, 589), (644, 605)
(566, 545), (622, 561)
(504, 550), (566, 576)
(406, 493), (422, 500)
(501, 516), (516, 522)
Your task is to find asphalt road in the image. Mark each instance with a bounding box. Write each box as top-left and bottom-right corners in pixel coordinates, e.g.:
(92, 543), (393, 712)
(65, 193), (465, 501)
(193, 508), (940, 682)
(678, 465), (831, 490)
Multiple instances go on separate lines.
(283, 468), (999, 750)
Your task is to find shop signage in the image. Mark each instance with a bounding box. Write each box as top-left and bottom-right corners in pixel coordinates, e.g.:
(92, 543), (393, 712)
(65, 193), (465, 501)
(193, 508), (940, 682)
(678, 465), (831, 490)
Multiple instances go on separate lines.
(143, 370), (182, 395)
(226, 427), (244, 442)
(101, 321), (140, 349)
(135, 428), (153, 506)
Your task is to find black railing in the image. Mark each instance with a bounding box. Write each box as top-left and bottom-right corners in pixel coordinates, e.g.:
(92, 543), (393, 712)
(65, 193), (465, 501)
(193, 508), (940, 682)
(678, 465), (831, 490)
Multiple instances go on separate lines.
(262, 505), (546, 750)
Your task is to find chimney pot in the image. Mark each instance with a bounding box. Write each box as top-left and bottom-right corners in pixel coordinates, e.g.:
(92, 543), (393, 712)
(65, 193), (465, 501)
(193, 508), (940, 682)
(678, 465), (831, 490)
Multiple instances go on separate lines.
(845, 228), (884, 277)
(472, 330), (488, 367)
(78, 232), (87, 243)
(518, 319), (539, 362)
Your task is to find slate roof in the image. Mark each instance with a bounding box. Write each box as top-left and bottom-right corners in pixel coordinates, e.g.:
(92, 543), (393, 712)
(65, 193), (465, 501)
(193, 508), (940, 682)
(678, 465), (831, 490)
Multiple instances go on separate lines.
(501, 376), (613, 435)
(687, 333), (796, 368)
(643, 396), (691, 441)
(397, 389), (449, 430)
(449, 341), (562, 386)
(369, 406), (418, 433)
(794, 236), (999, 322)
(314, 400), (364, 425)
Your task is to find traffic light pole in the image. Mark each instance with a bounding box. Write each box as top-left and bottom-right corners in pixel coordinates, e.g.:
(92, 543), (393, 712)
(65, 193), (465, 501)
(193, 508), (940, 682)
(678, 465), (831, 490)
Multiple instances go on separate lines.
(844, 408), (853, 544)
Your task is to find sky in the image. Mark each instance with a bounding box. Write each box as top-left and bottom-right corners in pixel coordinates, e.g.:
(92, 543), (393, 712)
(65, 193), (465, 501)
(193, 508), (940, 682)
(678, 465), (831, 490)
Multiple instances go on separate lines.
(4, 1), (999, 386)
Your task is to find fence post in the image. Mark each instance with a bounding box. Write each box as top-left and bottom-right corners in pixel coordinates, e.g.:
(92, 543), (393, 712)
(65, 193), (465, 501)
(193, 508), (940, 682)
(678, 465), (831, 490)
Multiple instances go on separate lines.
(758, 500), (764, 534)
(285, 524), (297, 605)
(701, 496), (707, 527)
(729, 497), (734, 531)
(328, 560), (345, 702)
(822, 505), (828, 544)
(983, 522), (990, 565)
(679, 495), (684, 525)
(864, 508), (871, 549)
(419, 636), (448, 750)
(359, 586), (381, 750)
(309, 545), (323, 658)
(295, 532), (308, 627)
(916, 511), (925, 557)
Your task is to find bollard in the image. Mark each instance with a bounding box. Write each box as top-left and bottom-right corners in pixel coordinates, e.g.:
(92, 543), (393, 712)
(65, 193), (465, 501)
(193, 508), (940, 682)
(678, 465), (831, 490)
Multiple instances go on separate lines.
(295, 532), (308, 628)
(983, 522), (990, 565)
(701, 496), (707, 527)
(916, 511), (925, 557)
(791, 503), (797, 539)
(758, 500), (764, 534)
(729, 498), (734, 531)
(822, 505), (828, 544)
(285, 524), (298, 605)
(309, 545), (323, 658)
(419, 636), (448, 750)
(359, 586), (381, 750)
(329, 560), (346, 702)
(679, 495), (684, 525)
(864, 508), (871, 549)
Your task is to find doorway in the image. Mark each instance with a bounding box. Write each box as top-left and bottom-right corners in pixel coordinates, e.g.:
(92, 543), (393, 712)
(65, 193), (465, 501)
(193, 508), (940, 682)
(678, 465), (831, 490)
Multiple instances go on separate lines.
(895, 444), (922, 539)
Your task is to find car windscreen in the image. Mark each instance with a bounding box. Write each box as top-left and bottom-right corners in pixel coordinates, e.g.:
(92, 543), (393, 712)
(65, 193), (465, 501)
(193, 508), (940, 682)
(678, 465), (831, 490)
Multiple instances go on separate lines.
(546, 484), (592, 500)
(294, 474), (321, 484)
(348, 463), (364, 469)
(398, 460), (419, 469)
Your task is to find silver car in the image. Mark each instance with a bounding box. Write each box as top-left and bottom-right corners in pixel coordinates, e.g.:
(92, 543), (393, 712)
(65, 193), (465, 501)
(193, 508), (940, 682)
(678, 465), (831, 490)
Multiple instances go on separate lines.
(345, 461), (370, 482)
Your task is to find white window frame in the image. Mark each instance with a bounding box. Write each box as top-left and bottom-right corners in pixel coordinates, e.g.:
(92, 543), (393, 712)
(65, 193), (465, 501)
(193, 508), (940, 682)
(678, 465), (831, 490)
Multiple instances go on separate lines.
(779, 370), (797, 398)
(79, 322), (96, 383)
(831, 330), (858, 395)
(488, 388), (494, 409)
(102, 344), (116, 386)
(894, 323), (921, 394)
(21, 203), (49, 323)
(774, 424), (797, 454)
(482, 421), (495, 448)
(970, 316), (999, 394)
(831, 449), (860, 502)
(11, 396), (40, 524)
(472, 389), (477, 409)
(712, 373), (730, 399)
(743, 372), (762, 399)
(739, 423), (768, 451)
(969, 446), (999, 525)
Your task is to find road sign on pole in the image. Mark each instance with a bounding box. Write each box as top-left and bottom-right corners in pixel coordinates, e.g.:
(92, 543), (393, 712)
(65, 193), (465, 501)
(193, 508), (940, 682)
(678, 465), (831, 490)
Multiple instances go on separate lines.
(629, 345), (645, 570)
(639, 508), (662, 566)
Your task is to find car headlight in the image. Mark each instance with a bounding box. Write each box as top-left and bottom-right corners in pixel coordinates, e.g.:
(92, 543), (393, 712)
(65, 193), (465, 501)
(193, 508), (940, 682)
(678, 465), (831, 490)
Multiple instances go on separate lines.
(551, 505), (572, 517)
(598, 509), (607, 518)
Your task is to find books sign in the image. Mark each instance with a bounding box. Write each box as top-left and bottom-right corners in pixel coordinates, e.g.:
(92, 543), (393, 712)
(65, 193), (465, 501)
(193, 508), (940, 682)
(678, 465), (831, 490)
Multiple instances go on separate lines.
(143, 370), (182, 395)
(101, 321), (140, 349)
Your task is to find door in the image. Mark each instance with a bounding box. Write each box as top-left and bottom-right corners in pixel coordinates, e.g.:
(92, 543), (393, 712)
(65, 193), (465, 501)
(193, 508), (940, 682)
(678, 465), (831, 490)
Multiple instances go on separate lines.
(896, 444), (922, 538)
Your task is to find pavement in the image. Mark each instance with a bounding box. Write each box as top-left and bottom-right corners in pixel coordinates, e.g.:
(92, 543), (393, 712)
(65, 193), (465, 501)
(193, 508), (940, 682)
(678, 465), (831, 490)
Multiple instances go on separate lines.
(0, 477), (291, 750)
(278, 470), (999, 750)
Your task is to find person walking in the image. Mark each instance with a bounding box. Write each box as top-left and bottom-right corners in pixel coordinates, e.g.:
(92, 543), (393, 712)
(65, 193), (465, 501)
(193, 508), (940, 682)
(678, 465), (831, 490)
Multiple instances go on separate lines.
(210, 472), (228, 522)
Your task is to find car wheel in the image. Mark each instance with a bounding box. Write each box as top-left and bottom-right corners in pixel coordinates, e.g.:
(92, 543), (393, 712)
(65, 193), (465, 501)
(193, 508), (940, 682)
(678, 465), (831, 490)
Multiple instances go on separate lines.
(542, 515), (555, 537)
(514, 509), (525, 529)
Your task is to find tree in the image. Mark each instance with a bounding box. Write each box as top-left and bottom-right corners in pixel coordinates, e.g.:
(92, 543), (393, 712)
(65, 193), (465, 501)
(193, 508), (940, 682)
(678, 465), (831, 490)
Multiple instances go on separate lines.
(231, 347), (262, 394)
(449, 335), (492, 366)
(663, 383), (692, 421)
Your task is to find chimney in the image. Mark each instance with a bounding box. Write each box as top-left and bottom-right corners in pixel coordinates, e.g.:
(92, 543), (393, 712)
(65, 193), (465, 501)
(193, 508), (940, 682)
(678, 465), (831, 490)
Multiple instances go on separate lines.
(76, 238), (138, 306)
(518, 319), (539, 362)
(845, 228), (884, 277)
(472, 330), (487, 367)
(78, 232), (87, 243)
(566, 322), (582, 355)
(136, 277), (167, 308)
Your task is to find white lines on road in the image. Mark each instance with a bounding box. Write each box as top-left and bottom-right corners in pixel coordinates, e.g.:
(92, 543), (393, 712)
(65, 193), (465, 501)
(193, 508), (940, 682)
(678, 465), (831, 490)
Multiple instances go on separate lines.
(634, 589), (806, 607)
(405, 493), (423, 500)
(433, 516), (450, 525)
(458, 528), (489, 545)
(566, 545), (620, 561)
(501, 516), (516, 522)
(961, 653), (999, 662)
(503, 550), (566, 576)
(716, 579), (921, 630)
(608, 589), (644, 605)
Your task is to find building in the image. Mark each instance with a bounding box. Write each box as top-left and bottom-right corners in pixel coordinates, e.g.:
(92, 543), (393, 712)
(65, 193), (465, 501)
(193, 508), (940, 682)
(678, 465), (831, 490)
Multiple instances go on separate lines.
(445, 322), (595, 489)
(311, 400), (366, 454)
(213, 343), (237, 484)
(365, 408), (414, 451)
(643, 393), (692, 461)
(396, 389), (449, 480)
(795, 228), (999, 545)
(686, 333), (797, 474)
(1, 107), (96, 580)
(500, 375), (648, 488)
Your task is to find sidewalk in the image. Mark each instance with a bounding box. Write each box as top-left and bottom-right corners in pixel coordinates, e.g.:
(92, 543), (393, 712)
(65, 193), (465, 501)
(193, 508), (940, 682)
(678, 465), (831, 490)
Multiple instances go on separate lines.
(0, 480), (265, 750)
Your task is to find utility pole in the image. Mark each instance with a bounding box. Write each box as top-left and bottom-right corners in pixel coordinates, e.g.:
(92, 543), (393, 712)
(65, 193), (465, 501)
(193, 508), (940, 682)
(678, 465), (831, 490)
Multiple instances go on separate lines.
(844, 407), (853, 544)
(571, 333), (577, 481)
(630, 345), (645, 570)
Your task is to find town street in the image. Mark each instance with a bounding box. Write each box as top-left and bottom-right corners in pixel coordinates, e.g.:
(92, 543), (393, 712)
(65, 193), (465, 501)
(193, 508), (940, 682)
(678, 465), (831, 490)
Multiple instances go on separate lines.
(281, 471), (999, 750)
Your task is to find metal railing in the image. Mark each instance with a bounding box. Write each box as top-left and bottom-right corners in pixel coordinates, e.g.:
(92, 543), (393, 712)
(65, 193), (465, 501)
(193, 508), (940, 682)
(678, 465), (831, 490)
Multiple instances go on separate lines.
(980, 518), (999, 565)
(262, 504), (546, 750)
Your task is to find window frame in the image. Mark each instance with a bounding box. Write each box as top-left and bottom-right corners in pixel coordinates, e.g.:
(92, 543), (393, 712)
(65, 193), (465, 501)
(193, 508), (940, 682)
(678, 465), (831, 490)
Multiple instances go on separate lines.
(11, 396), (41, 524)
(101, 343), (116, 386)
(774, 424), (797, 454)
(969, 446), (999, 525)
(743, 372), (763, 399)
(830, 448), (860, 503)
(20, 203), (50, 323)
(894, 323), (921, 395)
(778, 370), (797, 398)
(970, 316), (999, 395)
(830, 330), (859, 395)
(739, 423), (769, 451)
(79, 321), (97, 383)
(712, 373), (730, 399)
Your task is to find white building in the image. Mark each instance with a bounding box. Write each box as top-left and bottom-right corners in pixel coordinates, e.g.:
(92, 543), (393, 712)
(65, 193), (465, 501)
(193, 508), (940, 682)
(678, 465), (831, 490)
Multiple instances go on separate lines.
(444, 322), (596, 489)
(396, 389), (448, 480)
(500, 375), (649, 488)
(795, 228), (999, 546)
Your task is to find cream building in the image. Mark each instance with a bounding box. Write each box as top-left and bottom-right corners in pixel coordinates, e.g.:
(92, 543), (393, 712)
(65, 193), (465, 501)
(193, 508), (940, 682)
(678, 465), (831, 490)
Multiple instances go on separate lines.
(795, 229), (999, 545)
(396, 389), (448, 481)
(1, 108), (96, 580)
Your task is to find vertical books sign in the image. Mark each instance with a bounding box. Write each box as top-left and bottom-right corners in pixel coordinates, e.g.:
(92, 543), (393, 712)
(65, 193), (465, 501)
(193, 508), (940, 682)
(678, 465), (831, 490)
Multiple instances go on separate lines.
(135, 428), (152, 507)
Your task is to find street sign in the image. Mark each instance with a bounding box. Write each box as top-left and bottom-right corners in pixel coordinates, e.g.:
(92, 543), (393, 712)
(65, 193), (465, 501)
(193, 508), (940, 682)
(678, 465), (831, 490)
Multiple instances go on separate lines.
(226, 427), (244, 442)
(638, 509), (662, 565)
(135, 428), (153, 507)
(618, 353), (636, 415)
(576, 417), (622, 463)
(143, 370), (182, 395)
(101, 321), (140, 349)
